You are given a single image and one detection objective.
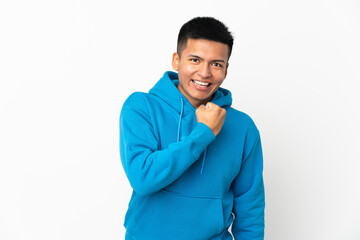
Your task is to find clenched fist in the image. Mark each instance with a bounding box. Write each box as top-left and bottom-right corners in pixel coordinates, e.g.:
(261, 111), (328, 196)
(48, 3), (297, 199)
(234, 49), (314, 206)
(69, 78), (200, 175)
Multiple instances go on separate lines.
(195, 102), (226, 136)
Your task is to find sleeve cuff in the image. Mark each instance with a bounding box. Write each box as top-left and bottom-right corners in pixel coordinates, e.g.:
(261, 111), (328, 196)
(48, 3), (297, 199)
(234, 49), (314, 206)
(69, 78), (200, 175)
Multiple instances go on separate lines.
(188, 122), (216, 156)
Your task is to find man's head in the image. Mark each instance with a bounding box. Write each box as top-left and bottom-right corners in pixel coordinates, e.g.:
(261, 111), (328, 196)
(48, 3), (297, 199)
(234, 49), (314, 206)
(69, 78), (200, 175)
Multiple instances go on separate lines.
(177, 17), (234, 60)
(172, 17), (234, 108)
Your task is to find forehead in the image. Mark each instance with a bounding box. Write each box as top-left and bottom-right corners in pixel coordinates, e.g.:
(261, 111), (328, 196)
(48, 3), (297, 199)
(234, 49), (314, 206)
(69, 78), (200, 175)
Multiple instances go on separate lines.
(182, 39), (229, 61)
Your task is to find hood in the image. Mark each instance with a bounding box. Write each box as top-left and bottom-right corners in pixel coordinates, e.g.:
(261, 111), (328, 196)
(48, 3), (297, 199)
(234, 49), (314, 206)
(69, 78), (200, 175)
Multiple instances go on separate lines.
(149, 71), (232, 113)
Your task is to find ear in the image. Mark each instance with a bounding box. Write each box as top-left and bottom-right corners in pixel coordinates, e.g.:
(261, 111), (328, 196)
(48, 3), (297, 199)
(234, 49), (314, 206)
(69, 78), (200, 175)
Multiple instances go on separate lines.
(172, 52), (180, 71)
(224, 63), (229, 78)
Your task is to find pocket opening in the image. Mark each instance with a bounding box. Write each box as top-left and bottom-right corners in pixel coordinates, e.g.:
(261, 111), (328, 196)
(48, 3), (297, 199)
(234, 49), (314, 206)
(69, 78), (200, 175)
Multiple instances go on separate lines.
(131, 190), (225, 239)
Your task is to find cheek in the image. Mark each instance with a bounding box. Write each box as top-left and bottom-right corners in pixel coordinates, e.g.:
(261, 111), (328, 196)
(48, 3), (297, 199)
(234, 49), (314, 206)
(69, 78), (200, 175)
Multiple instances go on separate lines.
(213, 72), (226, 84)
(178, 65), (193, 83)
(214, 80), (224, 87)
(181, 63), (197, 74)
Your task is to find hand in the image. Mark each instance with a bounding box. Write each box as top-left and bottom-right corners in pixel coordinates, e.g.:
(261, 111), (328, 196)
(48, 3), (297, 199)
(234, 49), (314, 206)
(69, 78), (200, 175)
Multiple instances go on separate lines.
(195, 102), (226, 136)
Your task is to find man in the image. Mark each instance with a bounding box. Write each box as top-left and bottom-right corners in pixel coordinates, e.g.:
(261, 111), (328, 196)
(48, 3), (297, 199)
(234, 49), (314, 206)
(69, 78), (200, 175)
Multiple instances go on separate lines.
(119, 17), (265, 239)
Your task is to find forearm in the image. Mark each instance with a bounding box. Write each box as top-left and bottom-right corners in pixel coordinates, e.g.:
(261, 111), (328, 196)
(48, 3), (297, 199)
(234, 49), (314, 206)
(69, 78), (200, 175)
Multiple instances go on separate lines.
(232, 135), (265, 239)
(232, 181), (265, 239)
(120, 122), (215, 195)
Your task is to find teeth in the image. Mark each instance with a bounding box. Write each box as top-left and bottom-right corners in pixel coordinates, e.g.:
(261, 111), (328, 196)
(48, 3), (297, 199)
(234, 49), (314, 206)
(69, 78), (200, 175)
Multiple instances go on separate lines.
(193, 80), (210, 86)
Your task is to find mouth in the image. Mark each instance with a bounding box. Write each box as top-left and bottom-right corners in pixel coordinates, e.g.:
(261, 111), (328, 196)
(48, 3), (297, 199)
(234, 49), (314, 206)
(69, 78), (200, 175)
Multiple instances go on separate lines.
(191, 79), (212, 90)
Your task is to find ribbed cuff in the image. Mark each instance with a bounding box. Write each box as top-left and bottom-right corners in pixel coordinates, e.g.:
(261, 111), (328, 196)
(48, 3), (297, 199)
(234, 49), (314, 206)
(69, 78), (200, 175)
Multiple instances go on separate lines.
(188, 122), (216, 157)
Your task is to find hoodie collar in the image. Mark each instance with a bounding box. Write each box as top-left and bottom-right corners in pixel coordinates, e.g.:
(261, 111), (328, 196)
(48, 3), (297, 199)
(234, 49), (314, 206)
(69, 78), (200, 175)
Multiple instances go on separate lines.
(149, 71), (232, 113)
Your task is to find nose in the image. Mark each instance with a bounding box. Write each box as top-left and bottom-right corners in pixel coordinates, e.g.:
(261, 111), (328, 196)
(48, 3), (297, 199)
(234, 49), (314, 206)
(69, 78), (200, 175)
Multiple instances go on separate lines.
(197, 63), (211, 78)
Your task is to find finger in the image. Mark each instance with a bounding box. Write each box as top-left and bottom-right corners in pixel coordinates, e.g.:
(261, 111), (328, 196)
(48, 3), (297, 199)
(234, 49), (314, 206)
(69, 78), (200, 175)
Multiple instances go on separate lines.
(206, 102), (214, 107)
(197, 104), (206, 110)
(206, 102), (216, 109)
(208, 102), (221, 109)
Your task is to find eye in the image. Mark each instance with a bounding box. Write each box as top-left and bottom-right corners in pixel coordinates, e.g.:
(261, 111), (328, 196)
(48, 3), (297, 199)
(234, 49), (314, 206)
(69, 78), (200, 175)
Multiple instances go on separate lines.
(213, 62), (223, 67)
(190, 58), (199, 63)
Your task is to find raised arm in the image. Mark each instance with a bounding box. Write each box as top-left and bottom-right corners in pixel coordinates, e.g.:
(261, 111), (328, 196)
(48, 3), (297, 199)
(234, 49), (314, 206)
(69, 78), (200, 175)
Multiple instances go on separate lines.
(119, 93), (215, 196)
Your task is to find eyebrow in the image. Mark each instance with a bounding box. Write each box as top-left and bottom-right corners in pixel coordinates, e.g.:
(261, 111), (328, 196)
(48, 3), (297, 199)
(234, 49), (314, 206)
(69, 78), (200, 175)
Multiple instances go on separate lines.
(187, 54), (226, 63)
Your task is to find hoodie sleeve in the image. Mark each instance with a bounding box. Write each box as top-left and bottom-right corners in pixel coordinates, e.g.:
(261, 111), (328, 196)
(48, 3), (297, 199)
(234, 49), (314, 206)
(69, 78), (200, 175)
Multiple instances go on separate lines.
(119, 92), (215, 196)
(231, 130), (265, 240)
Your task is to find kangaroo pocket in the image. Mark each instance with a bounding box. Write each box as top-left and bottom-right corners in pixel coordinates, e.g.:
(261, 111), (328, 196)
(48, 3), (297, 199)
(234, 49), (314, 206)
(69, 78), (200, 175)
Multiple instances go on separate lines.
(130, 190), (225, 239)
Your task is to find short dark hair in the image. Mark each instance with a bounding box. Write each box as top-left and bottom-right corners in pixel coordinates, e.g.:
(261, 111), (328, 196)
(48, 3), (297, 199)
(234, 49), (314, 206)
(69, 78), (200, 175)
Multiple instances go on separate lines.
(177, 17), (234, 59)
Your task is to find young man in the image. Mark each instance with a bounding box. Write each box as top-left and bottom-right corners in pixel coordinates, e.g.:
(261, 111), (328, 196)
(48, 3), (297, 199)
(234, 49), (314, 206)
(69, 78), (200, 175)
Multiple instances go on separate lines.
(120, 17), (265, 239)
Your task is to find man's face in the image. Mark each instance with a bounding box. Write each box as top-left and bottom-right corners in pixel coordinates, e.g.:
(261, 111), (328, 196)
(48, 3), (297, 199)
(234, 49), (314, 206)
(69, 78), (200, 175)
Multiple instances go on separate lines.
(172, 38), (229, 108)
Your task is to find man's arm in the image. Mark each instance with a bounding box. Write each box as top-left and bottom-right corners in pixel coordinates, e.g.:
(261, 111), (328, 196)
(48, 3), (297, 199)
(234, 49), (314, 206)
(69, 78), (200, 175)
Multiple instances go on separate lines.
(119, 93), (224, 196)
(231, 133), (265, 240)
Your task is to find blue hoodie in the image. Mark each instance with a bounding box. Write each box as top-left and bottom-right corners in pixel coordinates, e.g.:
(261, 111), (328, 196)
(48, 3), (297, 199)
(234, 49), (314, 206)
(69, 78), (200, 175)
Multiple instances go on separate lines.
(120, 71), (264, 240)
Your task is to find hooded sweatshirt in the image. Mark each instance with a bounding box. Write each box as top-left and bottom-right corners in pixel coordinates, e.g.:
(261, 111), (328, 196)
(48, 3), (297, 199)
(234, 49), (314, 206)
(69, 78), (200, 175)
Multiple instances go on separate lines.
(119, 71), (264, 240)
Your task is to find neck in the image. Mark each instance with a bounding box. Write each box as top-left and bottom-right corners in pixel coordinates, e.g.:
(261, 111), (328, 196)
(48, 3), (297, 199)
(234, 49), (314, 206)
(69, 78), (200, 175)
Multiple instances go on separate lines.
(191, 98), (212, 109)
(176, 83), (213, 109)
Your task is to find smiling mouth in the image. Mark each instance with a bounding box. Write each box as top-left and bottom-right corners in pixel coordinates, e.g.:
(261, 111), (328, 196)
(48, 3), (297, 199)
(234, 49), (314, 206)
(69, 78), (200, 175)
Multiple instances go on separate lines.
(191, 79), (211, 88)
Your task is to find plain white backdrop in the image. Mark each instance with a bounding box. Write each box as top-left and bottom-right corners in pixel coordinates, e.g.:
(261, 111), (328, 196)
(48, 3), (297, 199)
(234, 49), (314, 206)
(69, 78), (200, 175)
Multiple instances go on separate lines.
(1, 0), (359, 239)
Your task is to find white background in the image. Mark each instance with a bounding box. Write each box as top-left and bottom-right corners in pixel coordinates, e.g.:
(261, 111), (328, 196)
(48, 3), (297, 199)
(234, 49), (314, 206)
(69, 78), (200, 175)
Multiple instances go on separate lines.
(1, 0), (359, 239)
